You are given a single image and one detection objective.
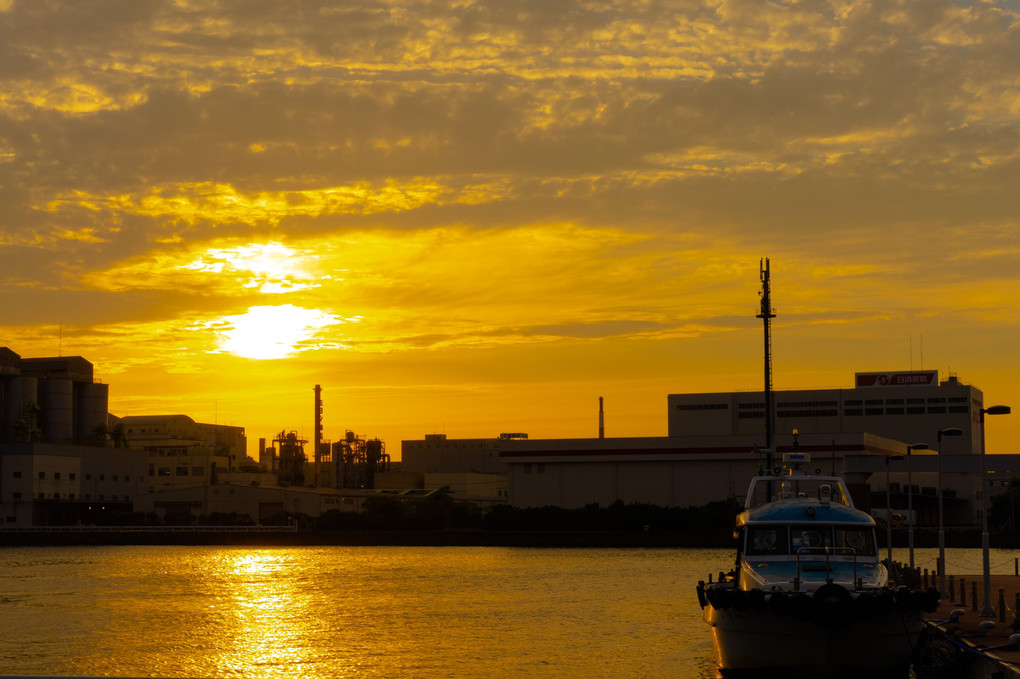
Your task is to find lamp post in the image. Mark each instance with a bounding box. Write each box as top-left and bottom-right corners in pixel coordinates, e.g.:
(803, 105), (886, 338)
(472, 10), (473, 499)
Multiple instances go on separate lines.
(885, 454), (904, 565)
(937, 427), (964, 597)
(906, 443), (929, 569)
(980, 405), (1011, 617)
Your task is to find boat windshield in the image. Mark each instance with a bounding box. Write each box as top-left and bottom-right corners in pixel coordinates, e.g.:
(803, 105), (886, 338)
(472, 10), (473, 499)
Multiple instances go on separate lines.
(745, 525), (876, 557)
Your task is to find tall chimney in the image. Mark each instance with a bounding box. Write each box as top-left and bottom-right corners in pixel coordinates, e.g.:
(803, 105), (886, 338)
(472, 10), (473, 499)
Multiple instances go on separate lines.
(314, 384), (323, 485)
(599, 396), (605, 439)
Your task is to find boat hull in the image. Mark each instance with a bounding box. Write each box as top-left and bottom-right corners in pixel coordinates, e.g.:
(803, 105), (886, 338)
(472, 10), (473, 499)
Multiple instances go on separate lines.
(702, 587), (928, 679)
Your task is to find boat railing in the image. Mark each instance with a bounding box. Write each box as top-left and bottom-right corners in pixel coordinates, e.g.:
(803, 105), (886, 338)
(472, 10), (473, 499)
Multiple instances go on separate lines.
(793, 546), (859, 591)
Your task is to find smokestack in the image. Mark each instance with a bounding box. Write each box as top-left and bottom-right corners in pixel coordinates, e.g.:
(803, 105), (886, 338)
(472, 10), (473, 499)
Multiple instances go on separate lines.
(599, 396), (605, 439)
(314, 384), (323, 485)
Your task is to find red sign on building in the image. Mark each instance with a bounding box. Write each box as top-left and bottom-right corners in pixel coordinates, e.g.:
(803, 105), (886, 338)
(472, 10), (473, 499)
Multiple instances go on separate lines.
(855, 371), (938, 388)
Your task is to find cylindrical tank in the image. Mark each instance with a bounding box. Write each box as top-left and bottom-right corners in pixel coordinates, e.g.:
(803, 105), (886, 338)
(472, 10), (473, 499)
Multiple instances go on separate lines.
(2, 375), (38, 442)
(37, 378), (74, 442)
(76, 382), (109, 442)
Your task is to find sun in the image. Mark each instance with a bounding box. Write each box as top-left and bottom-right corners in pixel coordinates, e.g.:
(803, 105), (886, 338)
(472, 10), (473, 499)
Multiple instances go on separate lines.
(216, 305), (339, 359)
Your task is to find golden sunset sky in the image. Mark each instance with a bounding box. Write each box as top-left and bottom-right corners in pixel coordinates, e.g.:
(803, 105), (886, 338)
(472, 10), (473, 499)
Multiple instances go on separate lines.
(1, 0), (1017, 458)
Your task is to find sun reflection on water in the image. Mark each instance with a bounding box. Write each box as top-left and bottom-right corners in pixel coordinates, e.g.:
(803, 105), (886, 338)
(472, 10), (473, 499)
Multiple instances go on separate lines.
(1, 545), (713, 678)
(213, 550), (335, 678)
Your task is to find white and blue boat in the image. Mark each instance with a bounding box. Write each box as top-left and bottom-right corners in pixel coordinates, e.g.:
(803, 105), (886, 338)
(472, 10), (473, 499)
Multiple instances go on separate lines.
(697, 452), (938, 678)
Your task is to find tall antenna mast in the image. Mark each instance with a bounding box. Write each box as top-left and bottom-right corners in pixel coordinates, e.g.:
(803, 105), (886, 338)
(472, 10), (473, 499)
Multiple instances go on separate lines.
(757, 258), (776, 459)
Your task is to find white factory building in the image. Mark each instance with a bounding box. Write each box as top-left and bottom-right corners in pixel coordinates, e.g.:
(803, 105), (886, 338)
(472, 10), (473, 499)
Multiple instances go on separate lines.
(402, 370), (1017, 526)
(0, 348), (253, 526)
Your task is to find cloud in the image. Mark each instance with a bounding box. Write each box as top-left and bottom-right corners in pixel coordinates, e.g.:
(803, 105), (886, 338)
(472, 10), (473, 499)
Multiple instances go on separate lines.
(0, 0), (1017, 449)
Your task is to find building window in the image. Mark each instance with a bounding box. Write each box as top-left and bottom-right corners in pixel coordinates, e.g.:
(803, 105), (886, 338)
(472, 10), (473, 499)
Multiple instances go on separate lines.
(844, 409), (863, 416)
(907, 398), (925, 404)
(738, 412), (765, 419)
(738, 402), (765, 409)
(69, 473), (75, 480)
(537, 463), (545, 473)
(928, 398), (947, 404)
(675, 403), (729, 411)
(158, 467), (171, 477)
(907, 407), (926, 415)
(148, 464), (154, 476)
(523, 463), (532, 474)
(86, 473), (92, 481)
(12, 492), (21, 499)
(12, 471), (21, 478)
(845, 400), (863, 406)
(38, 471), (45, 479)
(778, 409), (838, 418)
(865, 399), (883, 406)
(865, 408), (883, 416)
(927, 406), (947, 414)
(68, 493), (75, 500)
(885, 399), (904, 405)
(176, 467), (188, 476)
(948, 397), (968, 403)
(99, 475), (105, 481)
(949, 406), (969, 414)
(38, 493), (45, 500)
(886, 407), (904, 415)
(54, 472), (61, 480)
(112, 475), (118, 481)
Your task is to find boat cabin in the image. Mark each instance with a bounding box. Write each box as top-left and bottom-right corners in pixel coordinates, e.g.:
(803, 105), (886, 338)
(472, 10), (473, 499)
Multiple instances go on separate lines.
(734, 453), (885, 590)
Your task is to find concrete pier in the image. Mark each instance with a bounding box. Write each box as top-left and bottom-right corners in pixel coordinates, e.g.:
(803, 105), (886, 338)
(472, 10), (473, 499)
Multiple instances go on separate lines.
(923, 574), (1020, 678)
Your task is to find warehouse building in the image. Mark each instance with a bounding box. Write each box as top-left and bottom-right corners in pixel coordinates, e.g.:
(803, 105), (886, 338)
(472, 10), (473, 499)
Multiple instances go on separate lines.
(402, 370), (1014, 525)
(667, 371), (981, 452)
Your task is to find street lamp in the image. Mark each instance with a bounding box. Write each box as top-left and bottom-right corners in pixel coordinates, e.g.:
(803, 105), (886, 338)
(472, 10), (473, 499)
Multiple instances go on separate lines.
(980, 405), (1011, 617)
(885, 454), (904, 565)
(937, 427), (964, 597)
(906, 443), (929, 569)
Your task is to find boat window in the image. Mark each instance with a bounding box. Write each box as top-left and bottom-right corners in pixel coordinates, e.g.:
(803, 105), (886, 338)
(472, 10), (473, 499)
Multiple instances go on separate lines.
(835, 528), (876, 556)
(746, 527), (789, 555)
(791, 526), (832, 551)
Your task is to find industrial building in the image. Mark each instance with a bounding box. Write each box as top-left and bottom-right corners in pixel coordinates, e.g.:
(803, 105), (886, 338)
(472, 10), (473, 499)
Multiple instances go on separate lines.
(0, 348), (296, 525)
(400, 433), (524, 475)
(116, 414), (252, 491)
(402, 369), (1015, 528)
(1, 352), (425, 526)
(0, 349), (144, 525)
(667, 371), (981, 452)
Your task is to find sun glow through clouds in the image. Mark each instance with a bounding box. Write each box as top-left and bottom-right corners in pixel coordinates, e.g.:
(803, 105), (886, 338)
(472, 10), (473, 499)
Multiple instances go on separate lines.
(214, 305), (341, 360)
(179, 242), (321, 294)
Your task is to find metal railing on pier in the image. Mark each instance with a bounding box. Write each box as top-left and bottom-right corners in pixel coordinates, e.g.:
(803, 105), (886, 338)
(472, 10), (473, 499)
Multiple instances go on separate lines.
(0, 525), (298, 533)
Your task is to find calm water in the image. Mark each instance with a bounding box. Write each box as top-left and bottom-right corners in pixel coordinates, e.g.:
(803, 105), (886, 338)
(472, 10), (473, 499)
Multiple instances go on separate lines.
(0, 545), (1016, 678)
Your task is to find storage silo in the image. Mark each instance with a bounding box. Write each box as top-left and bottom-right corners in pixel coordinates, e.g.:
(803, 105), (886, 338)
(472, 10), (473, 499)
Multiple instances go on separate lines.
(77, 382), (109, 442)
(38, 378), (75, 443)
(1, 375), (37, 442)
